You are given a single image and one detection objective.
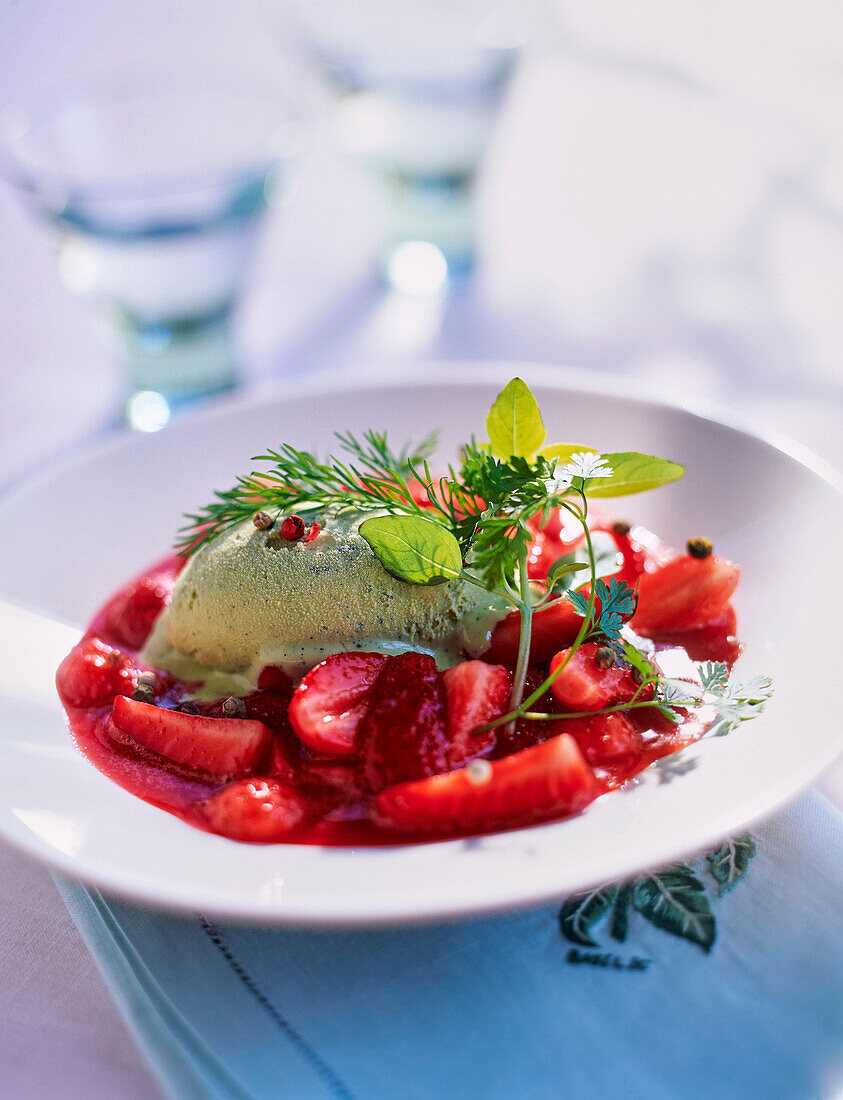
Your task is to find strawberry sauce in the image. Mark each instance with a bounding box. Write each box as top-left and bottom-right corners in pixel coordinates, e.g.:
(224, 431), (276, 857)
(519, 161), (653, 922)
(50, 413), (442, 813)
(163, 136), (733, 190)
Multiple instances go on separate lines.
(56, 523), (741, 845)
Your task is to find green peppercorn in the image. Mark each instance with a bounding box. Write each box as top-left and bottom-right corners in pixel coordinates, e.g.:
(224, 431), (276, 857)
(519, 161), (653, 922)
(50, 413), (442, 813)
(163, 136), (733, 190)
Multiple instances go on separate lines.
(594, 645), (617, 669)
(687, 537), (713, 559)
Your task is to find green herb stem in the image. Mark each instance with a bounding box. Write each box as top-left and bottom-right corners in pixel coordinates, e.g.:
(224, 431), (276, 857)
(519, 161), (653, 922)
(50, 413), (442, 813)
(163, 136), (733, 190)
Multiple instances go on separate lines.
(478, 502), (599, 734)
(507, 532), (533, 718)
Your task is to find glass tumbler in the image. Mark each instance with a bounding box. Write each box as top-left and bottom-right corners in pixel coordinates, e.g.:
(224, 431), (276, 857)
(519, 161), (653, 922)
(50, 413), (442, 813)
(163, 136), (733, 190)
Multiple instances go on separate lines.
(290, 0), (532, 290)
(1, 87), (300, 427)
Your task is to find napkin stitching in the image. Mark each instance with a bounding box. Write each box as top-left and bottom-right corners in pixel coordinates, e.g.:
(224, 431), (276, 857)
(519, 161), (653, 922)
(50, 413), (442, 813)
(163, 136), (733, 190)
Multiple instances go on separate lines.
(197, 917), (355, 1100)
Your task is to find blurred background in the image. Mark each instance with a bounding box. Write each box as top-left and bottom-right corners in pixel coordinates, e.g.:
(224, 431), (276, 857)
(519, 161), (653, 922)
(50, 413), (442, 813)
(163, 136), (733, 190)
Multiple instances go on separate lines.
(1, 0), (841, 475)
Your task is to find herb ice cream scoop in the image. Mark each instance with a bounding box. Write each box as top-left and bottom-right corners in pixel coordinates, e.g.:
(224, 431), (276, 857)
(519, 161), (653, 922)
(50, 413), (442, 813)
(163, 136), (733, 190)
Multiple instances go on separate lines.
(143, 510), (488, 681)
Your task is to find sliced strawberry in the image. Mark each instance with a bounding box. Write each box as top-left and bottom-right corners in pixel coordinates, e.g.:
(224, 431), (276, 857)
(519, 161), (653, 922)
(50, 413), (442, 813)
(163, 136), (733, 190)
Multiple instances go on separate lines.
(56, 638), (138, 708)
(489, 666), (558, 759)
(603, 525), (648, 587)
(442, 660), (508, 765)
(361, 652), (448, 792)
(101, 573), (172, 650)
(549, 642), (640, 712)
(632, 553), (739, 634)
(301, 759), (368, 802)
(111, 695), (270, 778)
(374, 733), (598, 835)
(269, 734), (300, 783)
(645, 605), (741, 665)
(289, 652), (388, 756)
(547, 713), (643, 766)
(483, 596), (583, 665)
(243, 689), (293, 733)
(200, 778), (310, 842)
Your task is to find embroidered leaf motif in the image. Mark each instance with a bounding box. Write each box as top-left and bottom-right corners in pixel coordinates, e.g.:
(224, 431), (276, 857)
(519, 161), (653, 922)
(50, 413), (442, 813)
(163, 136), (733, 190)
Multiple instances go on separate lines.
(632, 866), (716, 953)
(359, 514), (462, 585)
(610, 885), (630, 943)
(706, 835), (756, 895)
(558, 886), (618, 946)
(485, 378), (546, 459)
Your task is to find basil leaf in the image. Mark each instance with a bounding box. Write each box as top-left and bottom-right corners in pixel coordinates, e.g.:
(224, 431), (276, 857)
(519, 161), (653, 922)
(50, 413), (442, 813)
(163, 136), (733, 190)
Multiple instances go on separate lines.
(485, 378), (546, 459)
(359, 514), (462, 586)
(586, 452), (684, 497)
(540, 443), (597, 464)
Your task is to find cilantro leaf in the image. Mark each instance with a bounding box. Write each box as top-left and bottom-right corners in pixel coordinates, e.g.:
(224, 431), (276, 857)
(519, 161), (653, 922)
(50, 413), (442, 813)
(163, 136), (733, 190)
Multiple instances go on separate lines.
(594, 577), (637, 640)
(566, 588), (590, 618)
(564, 577), (637, 641)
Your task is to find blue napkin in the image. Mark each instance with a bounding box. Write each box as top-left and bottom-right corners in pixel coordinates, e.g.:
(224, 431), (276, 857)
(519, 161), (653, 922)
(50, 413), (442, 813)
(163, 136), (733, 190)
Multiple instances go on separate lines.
(56, 793), (843, 1100)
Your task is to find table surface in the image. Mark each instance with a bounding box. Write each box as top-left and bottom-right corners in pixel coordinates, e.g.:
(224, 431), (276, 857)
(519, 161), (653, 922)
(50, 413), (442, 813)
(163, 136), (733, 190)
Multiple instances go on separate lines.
(2, 3), (842, 1096)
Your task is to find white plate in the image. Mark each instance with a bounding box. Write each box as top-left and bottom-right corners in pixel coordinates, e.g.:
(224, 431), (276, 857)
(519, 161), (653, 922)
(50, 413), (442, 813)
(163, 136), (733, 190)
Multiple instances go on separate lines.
(0, 366), (841, 926)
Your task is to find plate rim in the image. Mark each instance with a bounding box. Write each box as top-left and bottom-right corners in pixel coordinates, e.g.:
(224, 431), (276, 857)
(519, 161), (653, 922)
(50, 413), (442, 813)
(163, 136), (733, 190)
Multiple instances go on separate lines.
(1, 363), (842, 926)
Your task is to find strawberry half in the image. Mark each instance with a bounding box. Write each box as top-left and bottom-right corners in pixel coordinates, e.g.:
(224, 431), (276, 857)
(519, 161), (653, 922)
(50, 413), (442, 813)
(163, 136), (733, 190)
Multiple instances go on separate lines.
(200, 778), (310, 842)
(648, 605), (741, 665)
(361, 652), (448, 792)
(289, 652), (388, 756)
(632, 553), (739, 634)
(483, 596), (583, 665)
(101, 573), (172, 650)
(56, 638), (138, 708)
(374, 733), (598, 835)
(549, 642), (641, 712)
(547, 713), (643, 766)
(442, 660), (508, 765)
(110, 695), (270, 778)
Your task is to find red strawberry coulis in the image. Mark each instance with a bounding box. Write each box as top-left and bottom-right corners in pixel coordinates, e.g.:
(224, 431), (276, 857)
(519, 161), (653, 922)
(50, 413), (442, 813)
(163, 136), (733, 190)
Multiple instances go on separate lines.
(56, 519), (742, 845)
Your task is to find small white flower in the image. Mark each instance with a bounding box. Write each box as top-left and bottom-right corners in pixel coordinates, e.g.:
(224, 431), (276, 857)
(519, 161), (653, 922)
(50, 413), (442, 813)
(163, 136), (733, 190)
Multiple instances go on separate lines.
(543, 452), (613, 497)
(562, 452), (614, 481)
(542, 468), (574, 497)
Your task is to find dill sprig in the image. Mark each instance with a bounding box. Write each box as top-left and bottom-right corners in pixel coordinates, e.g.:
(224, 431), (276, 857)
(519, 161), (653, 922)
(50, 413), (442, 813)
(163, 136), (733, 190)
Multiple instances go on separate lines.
(176, 429), (438, 555)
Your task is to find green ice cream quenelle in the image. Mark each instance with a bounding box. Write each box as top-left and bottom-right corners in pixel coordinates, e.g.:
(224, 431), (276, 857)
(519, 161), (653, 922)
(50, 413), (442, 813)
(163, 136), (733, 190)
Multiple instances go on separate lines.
(144, 510), (498, 685)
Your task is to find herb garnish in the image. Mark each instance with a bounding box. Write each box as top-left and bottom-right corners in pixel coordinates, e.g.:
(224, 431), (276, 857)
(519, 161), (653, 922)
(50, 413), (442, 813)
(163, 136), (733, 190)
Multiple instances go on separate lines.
(177, 378), (771, 735)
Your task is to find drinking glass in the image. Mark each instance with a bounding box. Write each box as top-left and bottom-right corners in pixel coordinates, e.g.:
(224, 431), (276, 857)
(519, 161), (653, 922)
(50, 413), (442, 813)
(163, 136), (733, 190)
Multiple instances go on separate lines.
(1, 87), (300, 429)
(288, 0), (533, 292)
